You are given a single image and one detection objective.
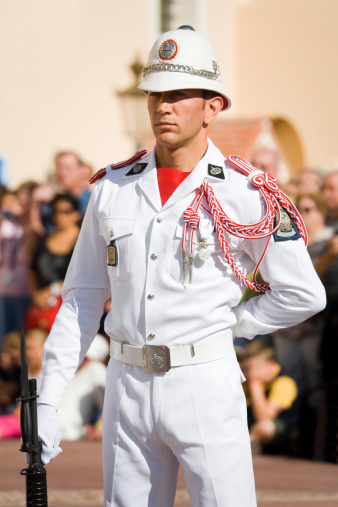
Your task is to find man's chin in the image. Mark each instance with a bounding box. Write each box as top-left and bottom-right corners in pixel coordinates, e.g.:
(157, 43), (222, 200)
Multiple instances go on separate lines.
(155, 133), (181, 149)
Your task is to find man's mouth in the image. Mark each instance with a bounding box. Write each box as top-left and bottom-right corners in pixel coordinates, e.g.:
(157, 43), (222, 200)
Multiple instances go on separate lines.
(156, 122), (175, 127)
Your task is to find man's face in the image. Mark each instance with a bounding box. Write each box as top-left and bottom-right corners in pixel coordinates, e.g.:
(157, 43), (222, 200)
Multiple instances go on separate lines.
(55, 153), (82, 189)
(298, 171), (321, 194)
(297, 196), (323, 229)
(147, 89), (207, 150)
(323, 173), (338, 212)
(25, 339), (43, 371)
(251, 150), (279, 179)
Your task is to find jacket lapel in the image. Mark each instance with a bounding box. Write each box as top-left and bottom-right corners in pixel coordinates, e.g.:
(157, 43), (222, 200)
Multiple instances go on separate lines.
(128, 150), (162, 212)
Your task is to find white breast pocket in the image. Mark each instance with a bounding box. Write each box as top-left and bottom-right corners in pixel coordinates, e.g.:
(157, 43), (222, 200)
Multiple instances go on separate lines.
(170, 218), (239, 285)
(99, 217), (138, 281)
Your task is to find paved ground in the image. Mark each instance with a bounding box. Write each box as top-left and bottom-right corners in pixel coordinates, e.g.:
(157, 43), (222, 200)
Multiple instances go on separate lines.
(1, 439), (338, 506)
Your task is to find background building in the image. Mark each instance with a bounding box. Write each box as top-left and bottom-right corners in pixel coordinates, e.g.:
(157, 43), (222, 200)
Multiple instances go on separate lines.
(0, 0), (337, 187)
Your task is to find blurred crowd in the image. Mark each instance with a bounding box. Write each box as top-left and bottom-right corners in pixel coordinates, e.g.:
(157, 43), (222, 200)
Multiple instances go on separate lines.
(0, 147), (337, 462)
(236, 148), (338, 463)
(0, 151), (110, 442)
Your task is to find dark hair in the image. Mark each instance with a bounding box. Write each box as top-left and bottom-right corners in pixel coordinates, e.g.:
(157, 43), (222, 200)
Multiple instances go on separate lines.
(0, 184), (8, 202)
(237, 339), (276, 362)
(201, 89), (222, 101)
(0, 189), (17, 208)
(51, 193), (80, 213)
(296, 192), (328, 216)
(16, 180), (39, 194)
(54, 151), (84, 166)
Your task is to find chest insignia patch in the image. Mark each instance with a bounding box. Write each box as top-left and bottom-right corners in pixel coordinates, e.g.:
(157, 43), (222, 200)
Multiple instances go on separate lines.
(125, 163), (148, 176)
(107, 240), (118, 266)
(273, 207), (301, 242)
(208, 164), (225, 180)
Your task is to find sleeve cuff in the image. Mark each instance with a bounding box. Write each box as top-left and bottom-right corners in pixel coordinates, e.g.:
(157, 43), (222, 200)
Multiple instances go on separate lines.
(38, 377), (69, 411)
(232, 301), (248, 338)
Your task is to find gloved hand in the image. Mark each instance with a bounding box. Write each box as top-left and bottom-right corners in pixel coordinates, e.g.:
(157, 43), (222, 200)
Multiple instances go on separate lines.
(37, 403), (62, 465)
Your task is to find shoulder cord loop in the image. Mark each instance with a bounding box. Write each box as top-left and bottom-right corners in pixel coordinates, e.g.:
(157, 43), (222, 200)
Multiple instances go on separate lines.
(182, 157), (307, 293)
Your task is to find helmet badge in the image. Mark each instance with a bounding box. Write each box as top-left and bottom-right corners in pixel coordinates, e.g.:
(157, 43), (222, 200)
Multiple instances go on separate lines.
(158, 39), (178, 61)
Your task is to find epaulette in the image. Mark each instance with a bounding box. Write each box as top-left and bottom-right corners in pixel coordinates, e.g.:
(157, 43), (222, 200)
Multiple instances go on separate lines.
(89, 150), (147, 184)
(227, 155), (256, 174)
(227, 155), (280, 192)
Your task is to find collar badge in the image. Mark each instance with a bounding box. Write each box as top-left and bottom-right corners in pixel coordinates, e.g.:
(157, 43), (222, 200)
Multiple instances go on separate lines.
(126, 163), (148, 176)
(208, 164), (225, 180)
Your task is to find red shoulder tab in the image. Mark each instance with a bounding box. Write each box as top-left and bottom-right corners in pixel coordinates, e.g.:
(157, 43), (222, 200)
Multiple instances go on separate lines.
(89, 150), (147, 184)
(89, 167), (107, 184)
(227, 155), (280, 193)
(226, 155), (258, 177)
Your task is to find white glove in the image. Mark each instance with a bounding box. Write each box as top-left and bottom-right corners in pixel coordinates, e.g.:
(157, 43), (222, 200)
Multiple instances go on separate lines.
(37, 403), (62, 465)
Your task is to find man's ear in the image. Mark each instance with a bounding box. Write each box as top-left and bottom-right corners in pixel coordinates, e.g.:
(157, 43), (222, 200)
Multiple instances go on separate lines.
(203, 96), (223, 126)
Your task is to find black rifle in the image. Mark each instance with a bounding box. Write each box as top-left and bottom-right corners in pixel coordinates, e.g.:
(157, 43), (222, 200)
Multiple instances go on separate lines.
(18, 329), (48, 506)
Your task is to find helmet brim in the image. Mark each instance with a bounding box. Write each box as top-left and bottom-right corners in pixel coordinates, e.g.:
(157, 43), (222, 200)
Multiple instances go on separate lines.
(139, 72), (231, 111)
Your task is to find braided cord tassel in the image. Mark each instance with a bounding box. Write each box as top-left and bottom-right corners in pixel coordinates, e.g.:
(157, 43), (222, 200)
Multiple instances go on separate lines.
(227, 155), (308, 245)
(203, 181), (270, 293)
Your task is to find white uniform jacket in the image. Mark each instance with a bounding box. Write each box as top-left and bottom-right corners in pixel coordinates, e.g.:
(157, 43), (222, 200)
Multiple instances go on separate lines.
(39, 139), (326, 409)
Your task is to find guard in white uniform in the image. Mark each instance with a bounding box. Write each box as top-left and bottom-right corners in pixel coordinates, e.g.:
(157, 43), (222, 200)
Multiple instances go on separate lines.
(37, 27), (326, 507)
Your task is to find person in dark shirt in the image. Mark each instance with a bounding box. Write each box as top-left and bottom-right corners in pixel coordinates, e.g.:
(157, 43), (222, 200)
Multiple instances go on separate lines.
(26, 194), (81, 331)
(240, 340), (303, 455)
(0, 331), (21, 415)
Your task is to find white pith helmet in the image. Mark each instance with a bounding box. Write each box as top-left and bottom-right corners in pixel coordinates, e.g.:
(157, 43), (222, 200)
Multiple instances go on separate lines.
(139, 25), (231, 111)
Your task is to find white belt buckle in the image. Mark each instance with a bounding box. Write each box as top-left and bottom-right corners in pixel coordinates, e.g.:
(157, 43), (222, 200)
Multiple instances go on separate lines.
(142, 345), (171, 373)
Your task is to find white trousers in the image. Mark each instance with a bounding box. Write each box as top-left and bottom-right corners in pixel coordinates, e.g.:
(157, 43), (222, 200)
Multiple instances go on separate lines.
(102, 351), (257, 507)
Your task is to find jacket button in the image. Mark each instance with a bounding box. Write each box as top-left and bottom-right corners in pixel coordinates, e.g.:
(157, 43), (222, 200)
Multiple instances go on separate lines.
(150, 253), (157, 260)
(147, 294), (155, 300)
(148, 333), (156, 340)
(157, 217), (163, 223)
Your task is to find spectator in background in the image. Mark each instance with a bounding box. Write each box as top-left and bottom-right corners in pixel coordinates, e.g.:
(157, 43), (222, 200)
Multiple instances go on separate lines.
(25, 328), (48, 392)
(272, 193), (335, 458)
(322, 170), (338, 229)
(80, 162), (94, 193)
(250, 148), (280, 179)
(0, 191), (32, 345)
(16, 181), (39, 217)
(58, 333), (109, 441)
(272, 193), (331, 408)
(0, 184), (8, 200)
(0, 328), (47, 439)
(29, 183), (56, 236)
(316, 173), (338, 462)
(29, 151), (91, 237)
(0, 331), (21, 439)
(298, 169), (322, 195)
(316, 178), (338, 300)
(0, 331), (21, 415)
(282, 179), (299, 202)
(55, 151), (91, 217)
(25, 194), (81, 332)
(240, 340), (302, 456)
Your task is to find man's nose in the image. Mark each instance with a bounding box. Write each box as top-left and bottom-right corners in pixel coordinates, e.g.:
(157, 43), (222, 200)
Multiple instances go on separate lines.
(157, 93), (172, 112)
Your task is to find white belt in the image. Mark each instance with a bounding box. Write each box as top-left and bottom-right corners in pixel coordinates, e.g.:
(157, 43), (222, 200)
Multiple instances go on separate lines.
(110, 330), (234, 373)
